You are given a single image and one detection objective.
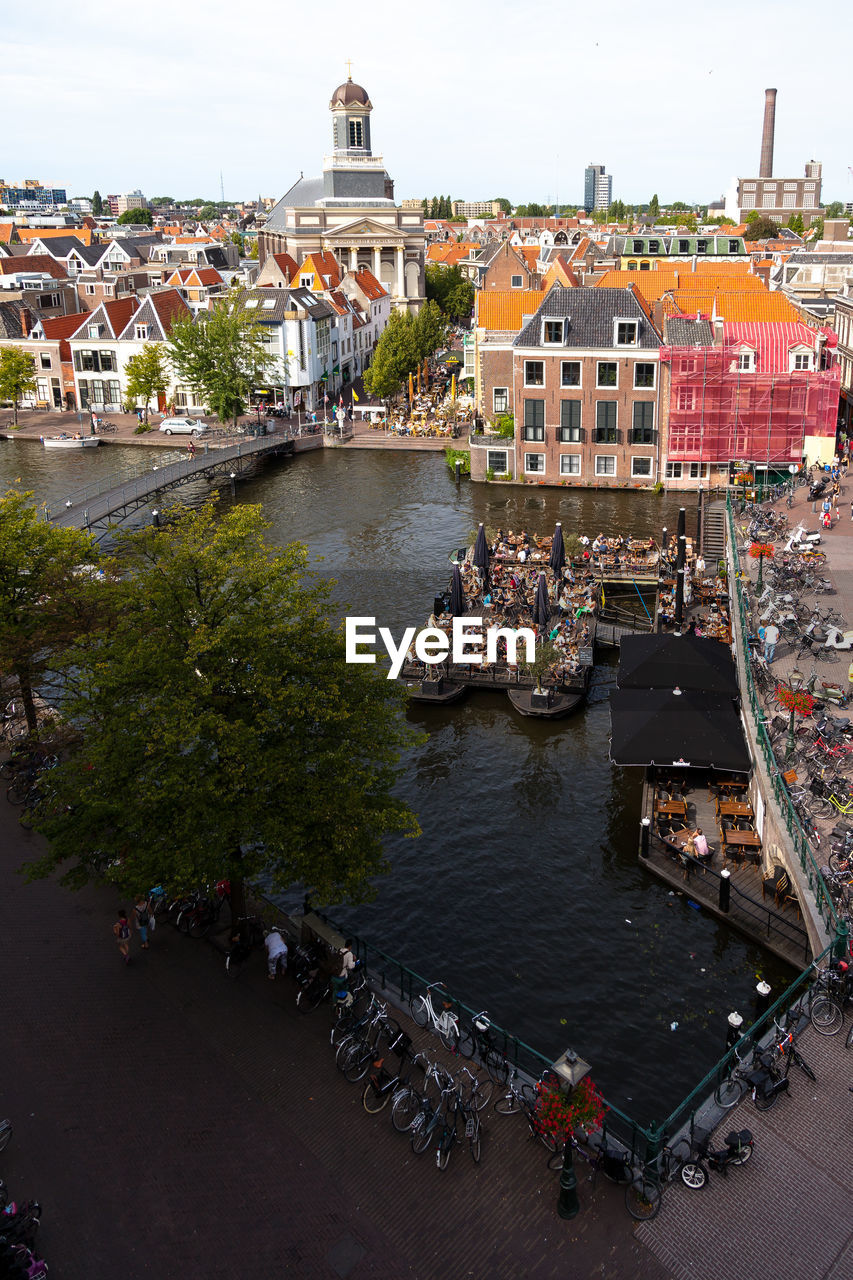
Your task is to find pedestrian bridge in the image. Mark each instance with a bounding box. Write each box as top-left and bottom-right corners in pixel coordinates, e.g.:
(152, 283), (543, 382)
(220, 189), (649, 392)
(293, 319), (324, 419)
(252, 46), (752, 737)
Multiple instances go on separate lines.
(46, 433), (295, 538)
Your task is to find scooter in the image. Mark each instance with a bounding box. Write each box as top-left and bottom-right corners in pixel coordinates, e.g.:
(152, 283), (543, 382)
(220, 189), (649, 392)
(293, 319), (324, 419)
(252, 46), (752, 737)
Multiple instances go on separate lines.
(820, 680), (849, 707)
(786, 524), (822, 552)
(746, 1050), (790, 1110)
(679, 1128), (754, 1189)
(824, 626), (853, 651)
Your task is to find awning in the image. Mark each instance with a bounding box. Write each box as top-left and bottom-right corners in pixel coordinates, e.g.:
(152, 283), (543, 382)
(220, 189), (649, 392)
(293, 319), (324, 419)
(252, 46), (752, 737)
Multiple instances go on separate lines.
(617, 633), (739, 696)
(609, 688), (751, 772)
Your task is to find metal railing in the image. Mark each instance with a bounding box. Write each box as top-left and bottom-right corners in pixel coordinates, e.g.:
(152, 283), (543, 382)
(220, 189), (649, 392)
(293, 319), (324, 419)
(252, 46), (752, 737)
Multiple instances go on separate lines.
(726, 495), (839, 937)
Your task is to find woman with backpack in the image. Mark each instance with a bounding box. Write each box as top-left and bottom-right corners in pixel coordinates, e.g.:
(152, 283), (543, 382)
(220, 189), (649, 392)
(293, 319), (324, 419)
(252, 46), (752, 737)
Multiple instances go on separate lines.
(133, 895), (152, 950)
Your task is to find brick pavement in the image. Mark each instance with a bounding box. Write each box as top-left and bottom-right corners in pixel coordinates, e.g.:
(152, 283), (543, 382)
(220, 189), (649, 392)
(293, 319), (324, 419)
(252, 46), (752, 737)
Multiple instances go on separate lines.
(0, 803), (671, 1280)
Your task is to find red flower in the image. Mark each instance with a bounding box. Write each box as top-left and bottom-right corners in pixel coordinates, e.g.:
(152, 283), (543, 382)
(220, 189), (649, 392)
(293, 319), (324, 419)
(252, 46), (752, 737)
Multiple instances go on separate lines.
(748, 542), (774, 560)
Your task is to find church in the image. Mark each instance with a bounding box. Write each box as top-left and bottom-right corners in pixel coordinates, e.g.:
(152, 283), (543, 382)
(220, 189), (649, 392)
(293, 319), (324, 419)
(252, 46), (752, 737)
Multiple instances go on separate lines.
(259, 74), (425, 313)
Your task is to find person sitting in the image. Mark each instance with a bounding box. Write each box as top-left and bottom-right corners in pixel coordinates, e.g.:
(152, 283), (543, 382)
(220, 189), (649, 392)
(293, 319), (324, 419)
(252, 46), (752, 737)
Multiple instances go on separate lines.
(692, 828), (712, 863)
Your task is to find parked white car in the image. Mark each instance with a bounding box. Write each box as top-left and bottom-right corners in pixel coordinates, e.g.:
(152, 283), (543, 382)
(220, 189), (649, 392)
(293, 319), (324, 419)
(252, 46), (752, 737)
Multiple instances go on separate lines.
(158, 417), (208, 436)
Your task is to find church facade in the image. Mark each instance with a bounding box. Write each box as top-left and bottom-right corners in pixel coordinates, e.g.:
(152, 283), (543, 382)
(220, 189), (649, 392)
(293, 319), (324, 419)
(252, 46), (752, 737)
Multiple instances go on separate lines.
(259, 77), (425, 314)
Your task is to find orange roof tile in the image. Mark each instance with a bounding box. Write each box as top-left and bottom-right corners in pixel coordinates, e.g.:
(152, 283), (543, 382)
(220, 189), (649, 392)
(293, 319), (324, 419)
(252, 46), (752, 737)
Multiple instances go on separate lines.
(352, 268), (387, 301)
(0, 253), (68, 280)
(596, 269), (765, 302)
(0, 222), (15, 244)
(476, 290), (543, 332)
(664, 290), (803, 323)
(541, 260), (578, 290)
(148, 289), (192, 333)
(16, 226), (93, 246)
(271, 252), (298, 280)
(295, 251), (342, 288)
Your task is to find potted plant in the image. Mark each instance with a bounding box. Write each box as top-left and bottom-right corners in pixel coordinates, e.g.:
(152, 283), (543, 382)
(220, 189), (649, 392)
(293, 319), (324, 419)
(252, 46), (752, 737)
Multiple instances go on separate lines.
(535, 1076), (608, 1146)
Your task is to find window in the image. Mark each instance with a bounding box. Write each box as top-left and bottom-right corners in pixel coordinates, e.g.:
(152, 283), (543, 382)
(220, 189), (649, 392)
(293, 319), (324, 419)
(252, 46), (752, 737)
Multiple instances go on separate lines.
(678, 357), (696, 374)
(487, 449), (509, 474)
(39, 353), (52, 370)
(737, 352), (754, 371)
(647, 240), (659, 254)
(678, 240), (690, 253)
(597, 362), (617, 387)
(632, 240), (644, 253)
(676, 387), (695, 411)
(626, 261), (637, 270)
(87, 325), (100, 339)
(595, 402), (617, 443)
(689, 463), (709, 479)
(524, 453), (545, 474)
(791, 352), (812, 371)
(762, 194), (776, 209)
(729, 239), (740, 253)
(665, 462), (683, 479)
(493, 387), (509, 413)
(561, 361), (580, 387)
(85, 283), (96, 295)
(135, 325), (149, 340)
(300, 275), (313, 288)
(524, 361), (544, 387)
(631, 402), (654, 443)
(616, 321), (638, 346)
(639, 262), (650, 271)
(632, 457), (653, 478)
(696, 240), (707, 254)
(544, 319), (564, 344)
(511, 274), (523, 288)
(595, 455), (616, 476)
(634, 362), (654, 389)
(559, 401), (581, 441)
(348, 118), (364, 148)
(523, 400), (544, 439)
(560, 454), (581, 476)
(783, 193), (797, 209)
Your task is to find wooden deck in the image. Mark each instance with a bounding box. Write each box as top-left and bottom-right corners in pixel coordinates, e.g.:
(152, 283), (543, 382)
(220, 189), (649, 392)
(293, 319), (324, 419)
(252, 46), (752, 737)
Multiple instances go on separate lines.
(640, 780), (811, 969)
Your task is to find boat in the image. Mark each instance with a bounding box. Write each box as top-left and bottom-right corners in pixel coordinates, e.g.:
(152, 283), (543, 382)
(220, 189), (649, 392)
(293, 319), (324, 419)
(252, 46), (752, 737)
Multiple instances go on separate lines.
(405, 675), (467, 705)
(507, 681), (587, 719)
(41, 434), (100, 449)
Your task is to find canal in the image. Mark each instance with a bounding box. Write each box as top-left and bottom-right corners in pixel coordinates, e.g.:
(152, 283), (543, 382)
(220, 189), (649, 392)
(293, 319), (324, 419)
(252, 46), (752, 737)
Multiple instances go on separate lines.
(1, 440), (795, 1124)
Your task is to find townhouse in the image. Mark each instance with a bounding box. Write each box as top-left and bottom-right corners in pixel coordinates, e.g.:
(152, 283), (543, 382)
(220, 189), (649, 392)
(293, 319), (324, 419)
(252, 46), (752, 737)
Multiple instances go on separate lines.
(470, 286), (663, 488)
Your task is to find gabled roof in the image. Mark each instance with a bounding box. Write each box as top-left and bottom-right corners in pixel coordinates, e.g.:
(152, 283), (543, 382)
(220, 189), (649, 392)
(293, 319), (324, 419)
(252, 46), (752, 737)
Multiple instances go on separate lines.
(0, 253), (68, 280)
(16, 226), (93, 246)
(0, 223), (15, 245)
(595, 269), (765, 301)
(233, 286), (335, 322)
(0, 300), (29, 339)
(514, 286), (662, 348)
(295, 251), (342, 288)
(326, 289), (350, 317)
(722, 321), (827, 372)
(350, 267), (387, 301)
(665, 316), (714, 346)
(270, 252), (298, 279)
(69, 296), (138, 340)
(664, 290), (802, 323)
(541, 258), (579, 290)
(42, 312), (90, 341)
(476, 289), (545, 332)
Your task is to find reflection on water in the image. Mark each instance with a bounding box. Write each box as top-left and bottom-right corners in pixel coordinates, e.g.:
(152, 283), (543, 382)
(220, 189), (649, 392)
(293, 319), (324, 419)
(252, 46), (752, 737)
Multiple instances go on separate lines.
(0, 441), (794, 1123)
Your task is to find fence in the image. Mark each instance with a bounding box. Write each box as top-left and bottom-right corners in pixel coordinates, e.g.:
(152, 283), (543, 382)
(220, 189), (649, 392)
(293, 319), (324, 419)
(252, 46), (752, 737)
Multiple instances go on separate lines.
(726, 495), (842, 941)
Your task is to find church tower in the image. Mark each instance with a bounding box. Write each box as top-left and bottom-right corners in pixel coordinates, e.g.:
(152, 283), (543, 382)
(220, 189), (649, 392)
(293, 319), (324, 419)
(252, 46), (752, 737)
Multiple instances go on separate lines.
(323, 74), (393, 203)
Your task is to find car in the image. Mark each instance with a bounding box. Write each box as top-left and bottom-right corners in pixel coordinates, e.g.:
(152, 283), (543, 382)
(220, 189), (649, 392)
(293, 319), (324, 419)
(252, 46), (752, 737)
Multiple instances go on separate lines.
(158, 416), (208, 436)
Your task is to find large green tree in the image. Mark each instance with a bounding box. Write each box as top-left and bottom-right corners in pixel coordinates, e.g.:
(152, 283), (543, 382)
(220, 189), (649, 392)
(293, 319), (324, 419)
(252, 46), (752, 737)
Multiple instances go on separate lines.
(117, 207), (153, 226)
(27, 502), (420, 919)
(91, 190), (103, 216)
(0, 490), (104, 735)
(167, 290), (272, 425)
(124, 343), (169, 422)
(425, 264), (474, 321)
(412, 300), (448, 360)
(825, 201), (844, 219)
(744, 215), (782, 239)
(363, 310), (419, 401)
(0, 347), (37, 425)
(648, 194), (660, 220)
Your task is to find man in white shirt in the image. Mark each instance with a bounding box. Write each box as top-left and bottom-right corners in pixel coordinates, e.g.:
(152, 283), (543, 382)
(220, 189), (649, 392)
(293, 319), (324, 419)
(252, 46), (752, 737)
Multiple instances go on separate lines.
(265, 928), (288, 980)
(763, 623), (780, 663)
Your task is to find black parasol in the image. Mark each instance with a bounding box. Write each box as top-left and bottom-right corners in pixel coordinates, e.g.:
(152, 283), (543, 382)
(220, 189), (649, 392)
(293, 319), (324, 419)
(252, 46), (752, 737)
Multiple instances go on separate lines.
(549, 522), (566, 577)
(450, 563), (466, 617)
(533, 572), (551, 629)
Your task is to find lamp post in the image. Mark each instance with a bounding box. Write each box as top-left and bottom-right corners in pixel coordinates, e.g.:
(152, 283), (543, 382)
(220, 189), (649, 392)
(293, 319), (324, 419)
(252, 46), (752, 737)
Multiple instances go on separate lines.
(786, 667), (804, 760)
(789, 462), (797, 503)
(552, 1048), (591, 1220)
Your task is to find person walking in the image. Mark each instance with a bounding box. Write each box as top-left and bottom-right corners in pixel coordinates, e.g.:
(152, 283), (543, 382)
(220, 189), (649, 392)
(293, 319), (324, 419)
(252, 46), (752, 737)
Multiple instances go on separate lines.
(264, 928), (288, 980)
(133, 895), (152, 950)
(113, 909), (131, 965)
(763, 622), (780, 663)
(187, 438), (196, 458)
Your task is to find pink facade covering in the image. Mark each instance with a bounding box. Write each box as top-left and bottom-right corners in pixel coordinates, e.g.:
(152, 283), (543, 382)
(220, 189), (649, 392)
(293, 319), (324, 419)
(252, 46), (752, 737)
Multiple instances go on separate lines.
(661, 324), (839, 465)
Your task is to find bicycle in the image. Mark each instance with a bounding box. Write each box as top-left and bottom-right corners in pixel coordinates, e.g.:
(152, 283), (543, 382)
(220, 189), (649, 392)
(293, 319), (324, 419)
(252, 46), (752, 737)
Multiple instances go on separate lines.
(459, 1010), (509, 1083)
(493, 1067), (561, 1154)
(410, 980), (463, 1052)
(808, 960), (851, 1036)
(95, 420), (117, 434)
(390, 1059), (454, 1133)
(552, 1128), (662, 1221)
(714, 1042), (755, 1108)
(224, 914), (265, 974)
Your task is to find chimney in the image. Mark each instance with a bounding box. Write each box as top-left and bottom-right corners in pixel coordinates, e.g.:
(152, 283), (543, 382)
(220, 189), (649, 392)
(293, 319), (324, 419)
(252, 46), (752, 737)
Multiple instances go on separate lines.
(759, 88), (776, 178)
(20, 306), (32, 337)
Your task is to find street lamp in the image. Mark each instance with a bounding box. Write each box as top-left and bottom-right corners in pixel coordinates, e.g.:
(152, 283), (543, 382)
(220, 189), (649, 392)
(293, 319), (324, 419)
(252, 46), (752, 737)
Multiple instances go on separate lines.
(552, 1048), (591, 1220)
(786, 667), (804, 760)
(789, 462), (797, 504)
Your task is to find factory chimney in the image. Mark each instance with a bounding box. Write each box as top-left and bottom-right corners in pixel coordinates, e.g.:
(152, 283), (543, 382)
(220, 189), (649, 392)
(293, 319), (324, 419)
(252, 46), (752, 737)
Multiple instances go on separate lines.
(759, 88), (776, 178)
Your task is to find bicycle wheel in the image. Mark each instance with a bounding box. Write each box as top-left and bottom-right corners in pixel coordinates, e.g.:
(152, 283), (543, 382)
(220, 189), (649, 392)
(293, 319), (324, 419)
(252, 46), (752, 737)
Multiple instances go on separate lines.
(467, 1116), (482, 1164)
(362, 1079), (392, 1114)
(437, 1126), (456, 1170)
(343, 1044), (374, 1084)
(714, 1075), (747, 1109)
(411, 1114), (437, 1154)
(469, 1077), (494, 1111)
(845, 1020), (853, 1050)
(438, 1018), (459, 1053)
(391, 1088), (421, 1133)
(625, 1178), (661, 1221)
(680, 1160), (708, 1190)
(753, 1085), (780, 1111)
(5, 777), (31, 805)
(494, 1093), (522, 1115)
(810, 996), (843, 1036)
(728, 1141), (754, 1167)
(456, 1025), (474, 1058)
(484, 1050), (509, 1085)
(410, 995), (429, 1027)
(793, 1050), (817, 1082)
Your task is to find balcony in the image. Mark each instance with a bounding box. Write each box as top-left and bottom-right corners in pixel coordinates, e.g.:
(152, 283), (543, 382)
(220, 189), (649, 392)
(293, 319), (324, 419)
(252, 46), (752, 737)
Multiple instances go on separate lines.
(323, 153), (385, 168)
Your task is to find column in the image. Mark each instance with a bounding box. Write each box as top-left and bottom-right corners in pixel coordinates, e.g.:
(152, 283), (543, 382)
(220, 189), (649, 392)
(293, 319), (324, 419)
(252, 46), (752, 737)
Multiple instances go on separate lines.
(373, 246), (382, 280)
(349, 246), (359, 273)
(395, 246), (405, 298)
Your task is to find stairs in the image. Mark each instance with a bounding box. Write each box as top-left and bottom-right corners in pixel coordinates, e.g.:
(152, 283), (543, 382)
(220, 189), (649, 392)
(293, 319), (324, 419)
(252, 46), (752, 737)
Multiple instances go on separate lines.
(701, 500), (727, 563)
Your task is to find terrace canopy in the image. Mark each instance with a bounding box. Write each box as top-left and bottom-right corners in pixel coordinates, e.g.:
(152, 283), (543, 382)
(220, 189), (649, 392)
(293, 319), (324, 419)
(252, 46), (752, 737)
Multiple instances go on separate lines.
(608, 688), (751, 772)
(617, 633), (739, 696)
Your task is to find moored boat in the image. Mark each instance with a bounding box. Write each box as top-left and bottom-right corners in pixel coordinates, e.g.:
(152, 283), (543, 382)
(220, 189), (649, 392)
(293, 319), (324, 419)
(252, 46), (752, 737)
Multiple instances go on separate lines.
(507, 680), (587, 719)
(41, 434), (100, 449)
(406, 675), (467, 704)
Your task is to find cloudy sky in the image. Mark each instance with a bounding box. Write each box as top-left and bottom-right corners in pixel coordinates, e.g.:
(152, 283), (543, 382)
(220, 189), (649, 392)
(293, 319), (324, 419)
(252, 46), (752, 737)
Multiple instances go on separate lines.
(4, 0), (850, 208)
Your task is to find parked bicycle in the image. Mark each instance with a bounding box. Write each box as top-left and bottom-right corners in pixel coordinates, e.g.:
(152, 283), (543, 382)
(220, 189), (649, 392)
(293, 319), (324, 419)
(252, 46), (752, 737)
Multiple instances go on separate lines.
(410, 980), (464, 1052)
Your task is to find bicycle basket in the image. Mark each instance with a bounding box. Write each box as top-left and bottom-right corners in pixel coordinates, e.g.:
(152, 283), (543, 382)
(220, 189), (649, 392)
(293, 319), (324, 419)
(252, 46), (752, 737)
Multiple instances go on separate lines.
(387, 1029), (412, 1059)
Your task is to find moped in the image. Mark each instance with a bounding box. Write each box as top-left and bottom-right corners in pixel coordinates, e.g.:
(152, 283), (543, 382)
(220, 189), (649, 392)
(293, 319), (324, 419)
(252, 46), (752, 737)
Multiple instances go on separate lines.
(679, 1129), (754, 1189)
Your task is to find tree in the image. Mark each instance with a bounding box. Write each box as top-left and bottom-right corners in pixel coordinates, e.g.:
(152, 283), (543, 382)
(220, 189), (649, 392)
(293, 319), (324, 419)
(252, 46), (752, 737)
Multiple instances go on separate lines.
(0, 490), (104, 736)
(124, 343), (169, 423)
(493, 197), (512, 215)
(199, 203), (218, 222)
(706, 215), (736, 226)
(425, 264), (474, 321)
(825, 201), (844, 219)
(809, 216), (825, 241)
(167, 289), (273, 425)
(0, 347), (37, 425)
(786, 212), (805, 236)
(92, 190), (103, 217)
(117, 207), (153, 226)
(412, 300), (448, 360)
(248, 240), (259, 260)
(230, 231), (244, 252)
(430, 197), (439, 218)
(25, 501), (421, 919)
(648, 194), (660, 221)
(744, 216), (781, 240)
(363, 310), (419, 401)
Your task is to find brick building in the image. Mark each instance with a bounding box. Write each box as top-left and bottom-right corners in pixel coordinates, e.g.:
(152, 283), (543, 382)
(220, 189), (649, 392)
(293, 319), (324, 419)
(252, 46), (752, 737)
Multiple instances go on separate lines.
(469, 286), (663, 487)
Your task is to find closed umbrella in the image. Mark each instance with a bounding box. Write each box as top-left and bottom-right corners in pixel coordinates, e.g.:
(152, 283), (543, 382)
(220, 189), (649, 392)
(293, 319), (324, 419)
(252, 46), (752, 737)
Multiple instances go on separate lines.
(473, 521), (489, 589)
(450, 564), (466, 616)
(533, 572), (550, 629)
(549, 521), (566, 577)
(409, 372), (414, 401)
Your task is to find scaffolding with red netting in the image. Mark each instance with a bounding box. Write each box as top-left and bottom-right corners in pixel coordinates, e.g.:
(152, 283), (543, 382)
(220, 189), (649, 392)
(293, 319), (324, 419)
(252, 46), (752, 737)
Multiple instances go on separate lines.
(660, 343), (840, 468)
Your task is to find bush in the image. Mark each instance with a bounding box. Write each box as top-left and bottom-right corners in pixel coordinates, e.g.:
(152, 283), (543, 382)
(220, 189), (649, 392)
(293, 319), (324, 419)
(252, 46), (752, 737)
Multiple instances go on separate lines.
(485, 467), (495, 481)
(133, 423), (152, 435)
(444, 447), (470, 475)
(494, 413), (515, 439)
(652, 480), (664, 494)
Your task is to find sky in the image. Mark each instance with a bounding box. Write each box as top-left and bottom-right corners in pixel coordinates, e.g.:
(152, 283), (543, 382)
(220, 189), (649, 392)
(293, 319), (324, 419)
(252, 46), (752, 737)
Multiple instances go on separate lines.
(3, 0), (852, 209)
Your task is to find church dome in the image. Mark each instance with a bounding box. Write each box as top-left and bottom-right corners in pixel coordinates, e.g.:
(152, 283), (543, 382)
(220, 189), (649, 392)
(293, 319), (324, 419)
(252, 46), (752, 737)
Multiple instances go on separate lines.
(330, 78), (371, 109)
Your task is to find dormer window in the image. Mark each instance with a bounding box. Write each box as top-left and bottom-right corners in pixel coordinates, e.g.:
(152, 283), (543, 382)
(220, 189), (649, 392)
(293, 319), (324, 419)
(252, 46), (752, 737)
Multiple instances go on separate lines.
(632, 240), (643, 253)
(790, 349), (813, 372)
(678, 240), (690, 253)
(543, 319), (566, 344)
(134, 324), (149, 340)
(696, 240), (708, 254)
(88, 324), (101, 339)
(647, 240), (659, 254)
(737, 350), (755, 372)
(615, 320), (638, 346)
(728, 239), (740, 253)
(300, 275), (313, 288)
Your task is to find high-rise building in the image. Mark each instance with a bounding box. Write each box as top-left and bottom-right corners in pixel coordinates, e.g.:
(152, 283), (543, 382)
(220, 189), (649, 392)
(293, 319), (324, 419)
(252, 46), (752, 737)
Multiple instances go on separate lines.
(584, 164), (612, 212)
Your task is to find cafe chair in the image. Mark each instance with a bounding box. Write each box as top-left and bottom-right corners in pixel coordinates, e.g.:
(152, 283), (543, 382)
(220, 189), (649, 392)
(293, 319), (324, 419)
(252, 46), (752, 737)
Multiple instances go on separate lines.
(772, 871), (791, 909)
